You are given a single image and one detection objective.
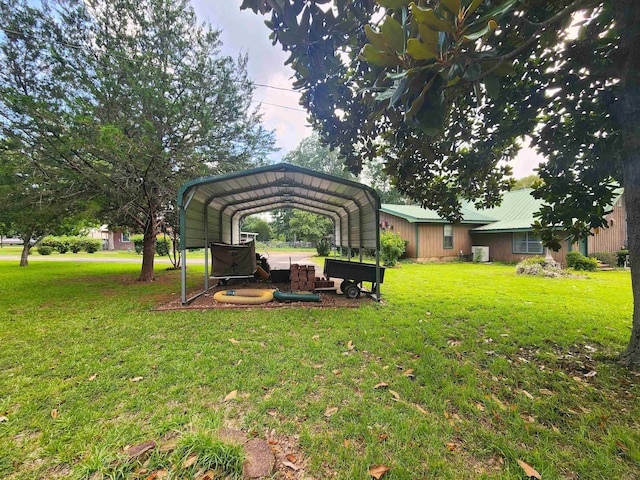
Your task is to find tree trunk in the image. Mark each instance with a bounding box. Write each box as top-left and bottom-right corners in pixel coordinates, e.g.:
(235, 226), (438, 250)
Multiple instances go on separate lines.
(139, 218), (157, 282)
(19, 242), (30, 267)
(615, 1), (640, 369)
(621, 154), (640, 369)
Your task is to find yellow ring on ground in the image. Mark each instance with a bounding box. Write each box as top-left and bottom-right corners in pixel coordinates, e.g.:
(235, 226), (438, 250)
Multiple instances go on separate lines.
(213, 289), (275, 305)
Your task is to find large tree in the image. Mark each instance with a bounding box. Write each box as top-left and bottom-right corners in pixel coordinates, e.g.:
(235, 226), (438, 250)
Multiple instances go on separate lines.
(242, 0), (640, 368)
(0, 143), (94, 266)
(0, 0), (275, 280)
(284, 132), (356, 179)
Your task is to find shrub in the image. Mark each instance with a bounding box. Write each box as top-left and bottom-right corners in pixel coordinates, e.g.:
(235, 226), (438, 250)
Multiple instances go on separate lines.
(55, 236), (71, 254)
(565, 251), (583, 269)
(590, 251), (617, 267)
(617, 249), (629, 267)
(156, 236), (170, 256)
(566, 251), (598, 271)
(316, 238), (330, 256)
(380, 231), (406, 266)
(130, 234), (171, 256)
(40, 236), (69, 253)
(81, 238), (102, 253)
(37, 245), (53, 255)
(69, 237), (83, 253)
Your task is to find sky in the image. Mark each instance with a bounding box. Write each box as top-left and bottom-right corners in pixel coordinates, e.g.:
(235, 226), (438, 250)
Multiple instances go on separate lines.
(191, 1), (543, 178)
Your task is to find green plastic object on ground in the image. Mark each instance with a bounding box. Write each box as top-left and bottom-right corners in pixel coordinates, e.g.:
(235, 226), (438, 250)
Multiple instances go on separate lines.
(273, 291), (321, 302)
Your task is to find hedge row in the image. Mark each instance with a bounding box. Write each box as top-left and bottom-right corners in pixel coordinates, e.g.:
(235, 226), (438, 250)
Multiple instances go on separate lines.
(39, 236), (102, 254)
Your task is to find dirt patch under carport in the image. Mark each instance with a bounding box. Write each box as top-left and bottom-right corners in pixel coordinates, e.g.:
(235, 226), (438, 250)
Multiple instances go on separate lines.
(154, 281), (376, 311)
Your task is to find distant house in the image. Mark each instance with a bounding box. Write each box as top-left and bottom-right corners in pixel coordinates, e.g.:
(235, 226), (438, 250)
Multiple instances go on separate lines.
(88, 225), (135, 251)
(380, 189), (627, 264)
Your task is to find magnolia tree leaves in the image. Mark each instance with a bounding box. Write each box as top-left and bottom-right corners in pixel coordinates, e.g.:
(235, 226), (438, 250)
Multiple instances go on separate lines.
(360, 0), (516, 126)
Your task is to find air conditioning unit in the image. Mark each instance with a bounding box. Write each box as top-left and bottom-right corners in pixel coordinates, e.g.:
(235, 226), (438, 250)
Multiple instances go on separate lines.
(471, 246), (489, 262)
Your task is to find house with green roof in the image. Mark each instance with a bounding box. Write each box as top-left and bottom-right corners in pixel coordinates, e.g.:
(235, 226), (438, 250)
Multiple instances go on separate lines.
(380, 189), (627, 263)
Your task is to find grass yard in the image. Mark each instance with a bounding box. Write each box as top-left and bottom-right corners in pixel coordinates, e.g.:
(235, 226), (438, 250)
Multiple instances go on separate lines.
(0, 260), (638, 479)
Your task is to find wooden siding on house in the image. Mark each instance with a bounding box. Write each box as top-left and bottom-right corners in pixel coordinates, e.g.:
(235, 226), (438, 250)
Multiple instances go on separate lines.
(588, 196), (627, 253)
(379, 212), (481, 260)
(470, 232), (570, 264)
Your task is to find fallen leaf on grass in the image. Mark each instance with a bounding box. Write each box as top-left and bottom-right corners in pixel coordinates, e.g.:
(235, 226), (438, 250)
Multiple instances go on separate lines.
(268, 439), (279, 445)
(369, 464), (391, 478)
(343, 439), (351, 448)
(228, 338), (240, 344)
(0, 416), (7, 423)
(491, 394), (507, 410)
(159, 441), (178, 453)
(224, 390), (238, 401)
(347, 340), (355, 350)
(373, 382), (389, 389)
(616, 440), (629, 453)
(312, 335), (320, 339)
(539, 388), (554, 396)
(282, 460), (300, 471)
(325, 406), (338, 417)
(88, 374), (97, 381)
(445, 442), (458, 452)
(402, 368), (414, 378)
(286, 454), (297, 463)
(378, 434), (388, 441)
(198, 471), (216, 480)
(183, 455), (198, 468)
(51, 409), (58, 419)
(389, 390), (400, 401)
(267, 409), (277, 417)
(332, 369), (341, 376)
(584, 370), (597, 378)
(130, 376), (144, 382)
(126, 440), (156, 459)
(517, 459), (541, 479)
(520, 389), (534, 400)
(413, 404), (428, 415)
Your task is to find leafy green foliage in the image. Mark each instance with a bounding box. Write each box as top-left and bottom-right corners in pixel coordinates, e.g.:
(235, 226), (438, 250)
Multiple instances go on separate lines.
(241, 216), (272, 242)
(0, 0), (276, 279)
(566, 251), (598, 271)
(380, 231), (406, 266)
(36, 245), (52, 255)
(316, 237), (330, 256)
(287, 210), (333, 244)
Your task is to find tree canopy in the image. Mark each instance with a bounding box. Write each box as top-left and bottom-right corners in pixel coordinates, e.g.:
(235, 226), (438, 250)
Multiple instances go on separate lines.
(0, 0), (276, 279)
(242, 0), (640, 368)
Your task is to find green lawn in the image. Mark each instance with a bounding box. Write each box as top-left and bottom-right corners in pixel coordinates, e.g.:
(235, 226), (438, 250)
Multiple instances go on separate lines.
(0, 260), (638, 479)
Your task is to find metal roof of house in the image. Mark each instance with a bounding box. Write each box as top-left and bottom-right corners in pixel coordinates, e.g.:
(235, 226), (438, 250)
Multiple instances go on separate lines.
(381, 189), (547, 232)
(177, 163), (381, 250)
(470, 189), (544, 232)
(380, 203), (496, 224)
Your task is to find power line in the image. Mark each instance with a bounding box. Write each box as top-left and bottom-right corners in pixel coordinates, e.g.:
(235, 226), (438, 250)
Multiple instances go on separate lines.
(253, 100), (306, 112)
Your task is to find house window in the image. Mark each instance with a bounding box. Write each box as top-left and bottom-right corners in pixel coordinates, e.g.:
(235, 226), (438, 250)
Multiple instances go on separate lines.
(443, 224), (454, 249)
(122, 232), (130, 242)
(513, 232), (543, 254)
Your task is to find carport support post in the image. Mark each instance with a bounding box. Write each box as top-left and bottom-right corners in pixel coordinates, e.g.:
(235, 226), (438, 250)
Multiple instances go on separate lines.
(204, 209), (209, 291)
(375, 209), (381, 301)
(181, 249), (187, 304)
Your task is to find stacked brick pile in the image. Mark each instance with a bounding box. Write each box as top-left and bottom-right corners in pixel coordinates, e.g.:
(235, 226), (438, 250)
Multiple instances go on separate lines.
(314, 277), (335, 289)
(290, 264), (315, 291)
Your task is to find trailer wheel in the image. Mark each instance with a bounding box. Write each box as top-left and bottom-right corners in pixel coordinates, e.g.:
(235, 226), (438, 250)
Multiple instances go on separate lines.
(340, 280), (352, 293)
(344, 284), (361, 299)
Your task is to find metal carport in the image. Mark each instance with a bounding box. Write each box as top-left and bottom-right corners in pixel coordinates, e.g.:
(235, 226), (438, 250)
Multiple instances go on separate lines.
(176, 163), (382, 304)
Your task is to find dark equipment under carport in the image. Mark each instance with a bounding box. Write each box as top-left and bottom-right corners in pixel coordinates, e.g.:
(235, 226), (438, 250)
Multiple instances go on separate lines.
(323, 258), (385, 299)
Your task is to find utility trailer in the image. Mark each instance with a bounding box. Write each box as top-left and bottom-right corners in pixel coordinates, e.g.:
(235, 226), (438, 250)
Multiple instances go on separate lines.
(323, 258), (385, 299)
